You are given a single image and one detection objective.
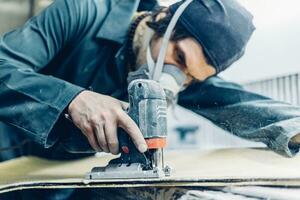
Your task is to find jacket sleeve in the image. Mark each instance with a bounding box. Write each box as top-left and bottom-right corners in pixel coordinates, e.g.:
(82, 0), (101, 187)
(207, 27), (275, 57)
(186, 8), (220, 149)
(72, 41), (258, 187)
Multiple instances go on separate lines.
(178, 76), (300, 157)
(137, 0), (158, 11)
(0, 0), (96, 148)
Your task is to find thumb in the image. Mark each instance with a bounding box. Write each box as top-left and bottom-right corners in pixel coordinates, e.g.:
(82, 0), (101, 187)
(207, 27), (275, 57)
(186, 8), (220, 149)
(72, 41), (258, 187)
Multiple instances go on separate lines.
(119, 100), (129, 111)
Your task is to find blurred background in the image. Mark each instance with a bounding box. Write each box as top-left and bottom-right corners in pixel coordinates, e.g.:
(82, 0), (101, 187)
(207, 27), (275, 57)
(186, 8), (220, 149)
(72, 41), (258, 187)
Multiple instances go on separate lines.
(0, 0), (299, 150)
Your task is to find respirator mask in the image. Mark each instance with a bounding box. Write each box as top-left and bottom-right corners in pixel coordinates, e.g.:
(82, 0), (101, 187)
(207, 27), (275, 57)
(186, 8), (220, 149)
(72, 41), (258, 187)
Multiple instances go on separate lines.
(128, 0), (194, 106)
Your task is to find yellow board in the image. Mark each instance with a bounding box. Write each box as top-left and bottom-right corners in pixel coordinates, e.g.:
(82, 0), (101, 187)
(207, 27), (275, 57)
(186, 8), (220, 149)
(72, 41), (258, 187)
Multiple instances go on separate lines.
(1, 148), (300, 194)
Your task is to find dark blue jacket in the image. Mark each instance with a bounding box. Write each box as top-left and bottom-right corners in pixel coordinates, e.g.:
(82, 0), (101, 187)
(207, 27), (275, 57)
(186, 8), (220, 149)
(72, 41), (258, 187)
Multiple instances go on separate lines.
(1, 0), (300, 158)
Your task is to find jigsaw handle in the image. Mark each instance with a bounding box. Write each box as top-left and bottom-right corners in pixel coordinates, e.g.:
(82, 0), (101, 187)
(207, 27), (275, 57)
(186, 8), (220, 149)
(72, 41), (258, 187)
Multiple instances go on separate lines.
(118, 128), (130, 154)
(117, 79), (168, 154)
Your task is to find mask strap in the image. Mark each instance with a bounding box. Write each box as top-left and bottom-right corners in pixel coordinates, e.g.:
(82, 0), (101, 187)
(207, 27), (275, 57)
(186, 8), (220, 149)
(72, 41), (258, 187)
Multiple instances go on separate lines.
(145, 27), (155, 77)
(152, 0), (194, 81)
(147, 46), (155, 77)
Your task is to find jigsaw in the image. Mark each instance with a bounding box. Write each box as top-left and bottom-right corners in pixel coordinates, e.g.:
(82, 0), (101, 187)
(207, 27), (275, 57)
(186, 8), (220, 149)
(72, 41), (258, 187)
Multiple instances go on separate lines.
(86, 79), (171, 180)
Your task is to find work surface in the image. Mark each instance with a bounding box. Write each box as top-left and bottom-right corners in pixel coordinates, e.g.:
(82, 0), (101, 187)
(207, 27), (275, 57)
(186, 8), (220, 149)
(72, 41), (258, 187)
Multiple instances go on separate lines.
(1, 148), (300, 194)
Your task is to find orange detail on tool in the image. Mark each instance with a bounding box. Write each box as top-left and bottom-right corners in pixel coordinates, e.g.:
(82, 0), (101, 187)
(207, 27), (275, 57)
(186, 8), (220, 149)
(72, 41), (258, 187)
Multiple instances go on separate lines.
(121, 146), (130, 154)
(146, 138), (167, 149)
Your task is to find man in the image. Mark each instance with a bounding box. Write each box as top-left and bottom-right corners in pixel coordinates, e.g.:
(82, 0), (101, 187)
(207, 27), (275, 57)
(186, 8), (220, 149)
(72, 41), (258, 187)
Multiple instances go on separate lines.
(1, 0), (300, 175)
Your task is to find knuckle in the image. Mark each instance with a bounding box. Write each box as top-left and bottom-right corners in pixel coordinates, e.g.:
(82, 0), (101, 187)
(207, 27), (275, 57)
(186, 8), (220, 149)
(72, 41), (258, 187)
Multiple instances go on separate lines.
(115, 109), (125, 117)
(101, 111), (112, 120)
(90, 114), (99, 123)
(124, 123), (134, 133)
(82, 123), (92, 134)
(99, 140), (107, 149)
(108, 141), (118, 147)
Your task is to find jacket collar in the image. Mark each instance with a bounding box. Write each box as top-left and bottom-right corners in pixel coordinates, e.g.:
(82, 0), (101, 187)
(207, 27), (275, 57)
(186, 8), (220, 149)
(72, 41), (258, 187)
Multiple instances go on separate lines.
(96, 0), (140, 44)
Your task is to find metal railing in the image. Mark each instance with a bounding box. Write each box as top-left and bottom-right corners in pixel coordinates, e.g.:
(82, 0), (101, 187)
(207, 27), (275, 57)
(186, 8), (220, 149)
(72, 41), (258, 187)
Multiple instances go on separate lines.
(244, 72), (300, 106)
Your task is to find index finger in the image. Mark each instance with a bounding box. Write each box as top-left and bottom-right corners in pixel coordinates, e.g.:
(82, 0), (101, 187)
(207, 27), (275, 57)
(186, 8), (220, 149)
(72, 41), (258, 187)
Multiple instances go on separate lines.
(117, 111), (147, 153)
(119, 100), (129, 111)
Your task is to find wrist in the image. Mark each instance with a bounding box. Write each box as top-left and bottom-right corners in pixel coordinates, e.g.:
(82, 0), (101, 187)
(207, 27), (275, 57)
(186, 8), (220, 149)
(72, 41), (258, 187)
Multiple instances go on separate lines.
(67, 90), (87, 114)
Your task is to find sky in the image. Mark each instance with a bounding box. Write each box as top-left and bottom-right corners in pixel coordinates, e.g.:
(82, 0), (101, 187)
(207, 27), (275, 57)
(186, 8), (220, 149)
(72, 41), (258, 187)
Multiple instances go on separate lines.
(160, 0), (300, 83)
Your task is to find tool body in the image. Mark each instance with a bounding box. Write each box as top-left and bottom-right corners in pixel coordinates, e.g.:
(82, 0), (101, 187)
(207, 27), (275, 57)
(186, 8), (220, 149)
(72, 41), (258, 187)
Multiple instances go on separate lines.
(86, 79), (170, 180)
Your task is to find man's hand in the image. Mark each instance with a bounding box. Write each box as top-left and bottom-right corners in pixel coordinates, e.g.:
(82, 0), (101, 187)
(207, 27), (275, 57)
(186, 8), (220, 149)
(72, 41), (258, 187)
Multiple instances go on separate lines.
(290, 133), (300, 147)
(67, 90), (148, 155)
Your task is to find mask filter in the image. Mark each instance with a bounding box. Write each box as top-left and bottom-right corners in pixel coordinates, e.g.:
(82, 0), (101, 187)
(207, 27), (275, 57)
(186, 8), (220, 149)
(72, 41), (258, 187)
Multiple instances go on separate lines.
(158, 64), (186, 105)
(127, 63), (186, 104)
